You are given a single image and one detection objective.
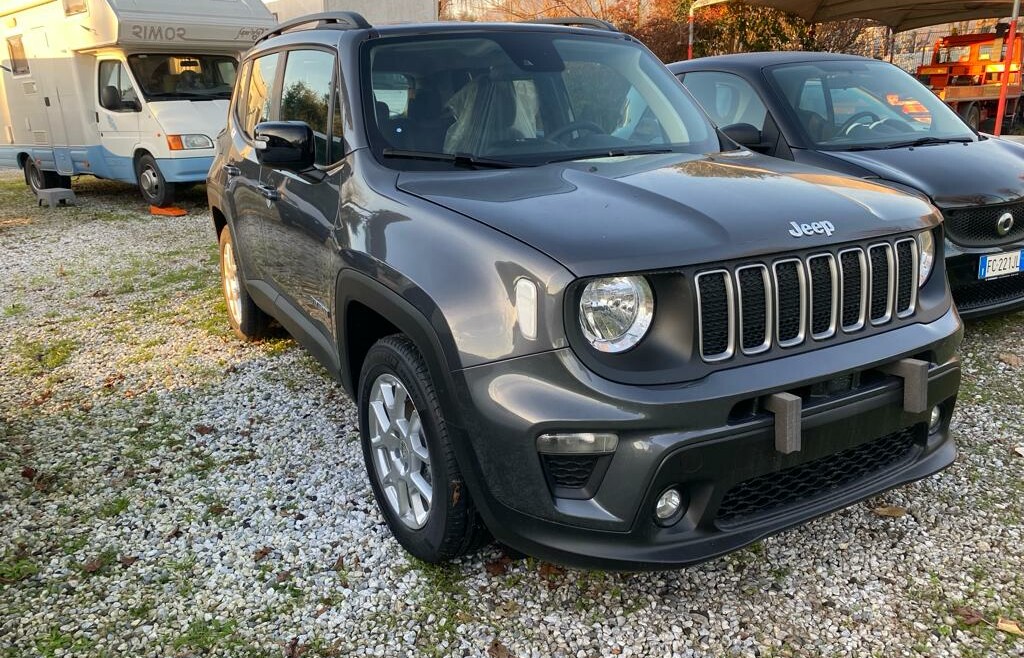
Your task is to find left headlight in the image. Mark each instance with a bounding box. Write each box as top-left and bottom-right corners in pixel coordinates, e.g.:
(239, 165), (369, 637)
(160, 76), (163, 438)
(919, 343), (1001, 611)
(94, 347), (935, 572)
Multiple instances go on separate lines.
(917, 229), (935, 287)
(168, 134), (214, 150)
(579, 276), (654, 353)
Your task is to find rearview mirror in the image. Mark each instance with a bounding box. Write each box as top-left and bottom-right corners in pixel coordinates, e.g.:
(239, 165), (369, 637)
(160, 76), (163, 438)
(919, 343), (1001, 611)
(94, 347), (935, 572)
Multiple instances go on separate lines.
(721, 123), (762, 149)
(254, 122), (316, 171)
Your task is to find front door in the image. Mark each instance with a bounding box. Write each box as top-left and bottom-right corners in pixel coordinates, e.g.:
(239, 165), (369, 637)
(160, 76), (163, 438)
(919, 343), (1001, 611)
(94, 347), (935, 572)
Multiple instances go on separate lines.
(96, 59), (142, 183)
(259, 48), (345, 337)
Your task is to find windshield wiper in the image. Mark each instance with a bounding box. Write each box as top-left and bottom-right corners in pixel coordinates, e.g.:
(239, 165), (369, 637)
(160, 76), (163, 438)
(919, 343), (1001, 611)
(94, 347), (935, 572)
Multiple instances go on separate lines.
(147, 91), (217, 101)
(845, 136), (974, 151)
(380, 149), (525, 169)
(544, 148), (674, 165)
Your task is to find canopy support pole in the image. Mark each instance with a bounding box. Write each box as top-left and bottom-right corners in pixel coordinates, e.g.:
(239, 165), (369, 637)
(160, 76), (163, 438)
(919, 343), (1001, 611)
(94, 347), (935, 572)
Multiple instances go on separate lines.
(995, 0), (1021, 136)
(688, 5), (695, 60)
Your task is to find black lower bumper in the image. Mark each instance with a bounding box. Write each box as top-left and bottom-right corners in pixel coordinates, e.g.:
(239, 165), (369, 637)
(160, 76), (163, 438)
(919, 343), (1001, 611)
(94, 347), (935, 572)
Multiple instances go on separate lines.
(450, 307), (963, 570)
(948, 248), (1024, 318)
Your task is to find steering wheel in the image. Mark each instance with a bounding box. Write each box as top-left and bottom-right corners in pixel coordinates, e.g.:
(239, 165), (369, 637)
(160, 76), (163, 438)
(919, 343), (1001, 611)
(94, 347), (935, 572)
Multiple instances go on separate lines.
(547, 120), (605, 143)
(840, 111), (880, 135)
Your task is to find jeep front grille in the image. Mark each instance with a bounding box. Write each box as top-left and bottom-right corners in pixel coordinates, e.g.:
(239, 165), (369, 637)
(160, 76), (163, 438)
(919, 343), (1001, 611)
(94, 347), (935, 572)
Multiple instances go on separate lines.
(696, 238), (919, 362)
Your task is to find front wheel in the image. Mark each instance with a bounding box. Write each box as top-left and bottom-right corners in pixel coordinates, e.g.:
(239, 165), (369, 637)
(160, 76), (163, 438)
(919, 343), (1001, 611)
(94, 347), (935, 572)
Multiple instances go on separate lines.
(358, 335), (489, 562)
(218, 226), (271, 341)
(135, 154), (176, 207)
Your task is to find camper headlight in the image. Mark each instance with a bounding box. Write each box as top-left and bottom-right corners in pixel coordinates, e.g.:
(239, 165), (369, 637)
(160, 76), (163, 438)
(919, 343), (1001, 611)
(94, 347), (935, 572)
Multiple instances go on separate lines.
(168, 134), (215, 151)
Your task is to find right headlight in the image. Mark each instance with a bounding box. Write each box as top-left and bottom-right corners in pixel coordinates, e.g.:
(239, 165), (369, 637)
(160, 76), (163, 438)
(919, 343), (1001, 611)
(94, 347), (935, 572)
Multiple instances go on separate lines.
(917, 229), (935, 287)
(578, 276), (654, 353)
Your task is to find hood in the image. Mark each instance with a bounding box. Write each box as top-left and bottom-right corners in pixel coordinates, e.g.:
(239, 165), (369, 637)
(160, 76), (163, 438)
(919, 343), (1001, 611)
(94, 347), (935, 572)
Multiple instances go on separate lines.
(820, 137), (1024, 209)
(146, 100), (230, 144)
(397, 150), (940, 277)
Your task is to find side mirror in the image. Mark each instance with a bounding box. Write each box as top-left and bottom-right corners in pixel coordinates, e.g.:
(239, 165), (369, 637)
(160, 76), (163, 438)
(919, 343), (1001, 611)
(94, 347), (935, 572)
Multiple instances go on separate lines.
(254, 121), (316, 171)
(100, 85), (122, 111)
(721, 123), (763, 149)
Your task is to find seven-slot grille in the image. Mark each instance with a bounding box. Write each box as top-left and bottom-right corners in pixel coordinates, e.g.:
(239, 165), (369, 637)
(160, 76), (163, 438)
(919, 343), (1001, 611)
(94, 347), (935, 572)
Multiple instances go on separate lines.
(695, 238), (919, 362)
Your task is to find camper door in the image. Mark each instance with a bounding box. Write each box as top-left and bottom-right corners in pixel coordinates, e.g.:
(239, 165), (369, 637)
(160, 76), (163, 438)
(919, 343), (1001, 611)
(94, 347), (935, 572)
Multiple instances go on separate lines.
(96, 59), (142, 183)
(21, 28), (73, 174)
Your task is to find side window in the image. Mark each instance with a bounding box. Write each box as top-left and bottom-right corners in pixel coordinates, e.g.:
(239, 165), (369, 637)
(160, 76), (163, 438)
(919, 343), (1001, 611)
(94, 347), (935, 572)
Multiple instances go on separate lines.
(331, 83), (345, 163)
(234, 60), (252, 127)
(6, 36), (29, 76)
(279, 49), (335, 166)
(98, 61), (139, 111)
(244, 53), (280, 137)
(682, 71), (768, 131)
(797, 79), (828, 117)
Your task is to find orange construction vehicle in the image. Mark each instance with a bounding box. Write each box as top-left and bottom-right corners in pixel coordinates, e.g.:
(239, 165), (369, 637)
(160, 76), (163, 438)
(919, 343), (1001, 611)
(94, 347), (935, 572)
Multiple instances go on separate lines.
(917, 27), (1023, 131)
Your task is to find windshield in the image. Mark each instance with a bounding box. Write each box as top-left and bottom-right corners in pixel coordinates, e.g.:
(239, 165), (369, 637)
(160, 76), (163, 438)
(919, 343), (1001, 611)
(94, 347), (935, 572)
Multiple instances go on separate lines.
(769, 60), (976, 151)
(363, 32), (719, 168)
(127, 54), (238, 101)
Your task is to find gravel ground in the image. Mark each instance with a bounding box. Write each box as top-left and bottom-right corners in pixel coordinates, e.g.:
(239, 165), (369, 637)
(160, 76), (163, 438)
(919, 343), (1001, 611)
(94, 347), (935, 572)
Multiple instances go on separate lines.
(1, 170), (1023, 658)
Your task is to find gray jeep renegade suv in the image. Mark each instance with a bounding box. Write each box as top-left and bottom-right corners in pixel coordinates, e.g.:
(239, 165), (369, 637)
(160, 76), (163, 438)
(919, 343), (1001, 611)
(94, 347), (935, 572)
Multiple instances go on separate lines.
(208, 13), (963, 570)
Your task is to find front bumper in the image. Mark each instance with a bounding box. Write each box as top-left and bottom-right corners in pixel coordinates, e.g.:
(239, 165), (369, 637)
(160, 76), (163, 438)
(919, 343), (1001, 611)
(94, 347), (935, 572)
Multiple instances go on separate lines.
(157, 156), (216, 183)
(947, 242), (1024, 318)
(450, 306), (963, 570)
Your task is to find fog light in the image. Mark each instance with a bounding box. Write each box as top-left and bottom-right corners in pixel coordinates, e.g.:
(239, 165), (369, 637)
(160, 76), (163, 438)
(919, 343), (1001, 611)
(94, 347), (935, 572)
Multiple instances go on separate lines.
(655, 488), (682, 523)
(929, 406), (942, 433)
(536, 432), (618, 455)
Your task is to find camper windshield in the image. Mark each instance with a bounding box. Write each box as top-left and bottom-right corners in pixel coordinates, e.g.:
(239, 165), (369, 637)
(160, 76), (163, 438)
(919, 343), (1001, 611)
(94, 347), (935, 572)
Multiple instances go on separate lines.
(128, 54), (238, 101)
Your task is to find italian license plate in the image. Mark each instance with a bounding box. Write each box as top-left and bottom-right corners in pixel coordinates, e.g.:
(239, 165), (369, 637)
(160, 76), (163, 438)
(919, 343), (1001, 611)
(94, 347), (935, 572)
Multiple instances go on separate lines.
(978, 250), (1024, 280)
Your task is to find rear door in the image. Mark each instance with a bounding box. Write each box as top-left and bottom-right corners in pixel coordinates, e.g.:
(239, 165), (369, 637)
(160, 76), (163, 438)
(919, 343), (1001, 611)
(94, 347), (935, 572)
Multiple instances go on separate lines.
(19, 28), (73, 173)
(259, 48), (346, 337)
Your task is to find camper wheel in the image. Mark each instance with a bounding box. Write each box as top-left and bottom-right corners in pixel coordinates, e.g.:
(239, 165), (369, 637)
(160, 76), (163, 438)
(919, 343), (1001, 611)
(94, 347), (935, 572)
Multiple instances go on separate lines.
(24, 160), (70, 195)
(135, 154), (176, 207)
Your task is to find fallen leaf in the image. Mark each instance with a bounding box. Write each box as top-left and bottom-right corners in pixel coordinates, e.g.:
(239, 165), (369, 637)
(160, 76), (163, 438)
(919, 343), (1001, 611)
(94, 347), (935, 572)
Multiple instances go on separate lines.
(283, 637), (308, 658)
(1014, 446), (1024, 459)
(998, 353), (1023, 368)
(485, 555), (511, 577)
(20, 466), (37, 480)
(451, 481), (462, 506)
(487, 639), (515, 658)
(997, 618), (1024, 636)
(207, 503), (227, 517)
(82, 557), (104, 573)
(164, 526), (182, 541)
(332, 555), (345, 571)
(90, 289), (110, 298)
(276, 570), (292, 584)
(954, 607), (985, 626)
(611, 648), (623, 655)
(871, 505), (907, 518)
(193, 424), (215, 436)
(254, 546), (273, 562)
(119, 555), (139, 567)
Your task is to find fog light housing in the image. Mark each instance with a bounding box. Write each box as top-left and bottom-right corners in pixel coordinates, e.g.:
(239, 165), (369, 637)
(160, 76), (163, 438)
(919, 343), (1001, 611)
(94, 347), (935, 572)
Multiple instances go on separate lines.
(536, 432), (618, 455)
(929, 406), (942, 433)
(654, 488), (683, 525)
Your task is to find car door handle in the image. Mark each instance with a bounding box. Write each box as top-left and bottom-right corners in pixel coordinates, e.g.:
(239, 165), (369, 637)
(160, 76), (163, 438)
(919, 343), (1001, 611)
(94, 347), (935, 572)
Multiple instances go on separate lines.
(223, 165), (241, 178)
(258, 184), (279, 201)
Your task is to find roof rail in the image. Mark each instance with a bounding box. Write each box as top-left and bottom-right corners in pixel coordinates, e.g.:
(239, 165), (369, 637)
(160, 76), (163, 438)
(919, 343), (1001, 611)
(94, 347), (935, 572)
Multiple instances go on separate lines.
(257, 12), (371, 44)
(524, 17), (619, 32)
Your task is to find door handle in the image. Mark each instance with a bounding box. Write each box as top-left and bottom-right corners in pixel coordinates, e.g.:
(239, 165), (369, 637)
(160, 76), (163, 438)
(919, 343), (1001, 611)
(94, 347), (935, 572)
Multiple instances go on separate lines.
(258, 184), (279, 201)
(223, 165), (241, 178)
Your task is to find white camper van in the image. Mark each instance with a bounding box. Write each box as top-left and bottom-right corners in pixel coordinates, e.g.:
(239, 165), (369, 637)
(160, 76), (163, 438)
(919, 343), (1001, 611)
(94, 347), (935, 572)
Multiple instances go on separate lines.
(0, 0), (276, 205)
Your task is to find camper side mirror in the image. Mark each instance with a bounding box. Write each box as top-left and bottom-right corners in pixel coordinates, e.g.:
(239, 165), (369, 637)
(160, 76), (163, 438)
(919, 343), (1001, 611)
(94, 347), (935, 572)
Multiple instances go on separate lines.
(100, 85), (139, 112)
(721, 123), (763, 150)
(253, 122), (316, 171)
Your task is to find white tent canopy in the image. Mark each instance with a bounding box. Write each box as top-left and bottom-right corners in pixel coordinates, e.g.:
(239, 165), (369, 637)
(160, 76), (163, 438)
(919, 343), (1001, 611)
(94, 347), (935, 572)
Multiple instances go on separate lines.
(732, 1), (1015, 32)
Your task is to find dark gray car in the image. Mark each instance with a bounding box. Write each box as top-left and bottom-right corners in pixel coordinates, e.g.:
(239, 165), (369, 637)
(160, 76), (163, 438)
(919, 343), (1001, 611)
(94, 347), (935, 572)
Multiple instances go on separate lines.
(208, 14), (962, 569)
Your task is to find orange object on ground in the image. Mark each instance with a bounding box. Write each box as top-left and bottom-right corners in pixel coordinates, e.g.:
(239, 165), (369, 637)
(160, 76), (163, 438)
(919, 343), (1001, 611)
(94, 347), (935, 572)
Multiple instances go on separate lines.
(150, 205), (188, 217)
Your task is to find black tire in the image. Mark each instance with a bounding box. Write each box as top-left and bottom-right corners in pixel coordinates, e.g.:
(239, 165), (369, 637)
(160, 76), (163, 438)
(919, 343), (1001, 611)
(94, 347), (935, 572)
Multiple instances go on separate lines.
(135, 153), (176, 207)
(962, 103), (981, 132)
(358, 335), (489, 562)
(24, 159), (65, 194)
(218, 225), (271, 341)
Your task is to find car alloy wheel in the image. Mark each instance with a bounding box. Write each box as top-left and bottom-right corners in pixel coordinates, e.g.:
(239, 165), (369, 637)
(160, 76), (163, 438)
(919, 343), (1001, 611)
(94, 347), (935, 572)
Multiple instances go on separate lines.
(367, 373), (432, 529)
(220, 236), (243, 326)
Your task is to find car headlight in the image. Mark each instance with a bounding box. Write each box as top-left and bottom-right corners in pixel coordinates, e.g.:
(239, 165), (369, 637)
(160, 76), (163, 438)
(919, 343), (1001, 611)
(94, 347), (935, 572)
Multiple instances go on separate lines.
(167, 134), (214, 150)
(579, 276), (654, 353)
(917, 229), (935, 287)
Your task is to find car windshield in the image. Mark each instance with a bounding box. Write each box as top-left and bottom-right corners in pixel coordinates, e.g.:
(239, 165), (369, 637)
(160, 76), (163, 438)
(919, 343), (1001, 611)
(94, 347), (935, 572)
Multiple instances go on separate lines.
(769, 60), (977, 151)
(363, 31), (720, 168)
(127, 54), (238, 101)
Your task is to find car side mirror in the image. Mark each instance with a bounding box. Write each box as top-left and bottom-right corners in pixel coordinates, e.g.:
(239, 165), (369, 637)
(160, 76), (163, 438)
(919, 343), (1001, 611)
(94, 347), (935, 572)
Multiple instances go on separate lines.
(254, 121), (316, 171)
(100, 85), (122, 111)
(721, 123), (763, 150)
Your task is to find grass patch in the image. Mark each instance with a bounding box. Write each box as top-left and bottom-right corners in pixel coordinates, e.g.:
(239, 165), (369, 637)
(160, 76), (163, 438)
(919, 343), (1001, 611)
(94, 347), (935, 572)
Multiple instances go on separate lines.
(0, 557), (39, 583)
(12, 338), (77, 375)
(173, 619), (238, 651)
(98, 496), (130, 518)
(33, 628), (94, 658)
